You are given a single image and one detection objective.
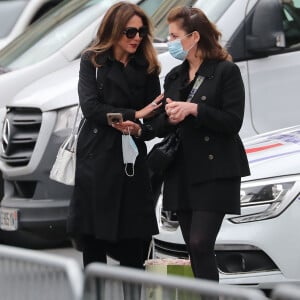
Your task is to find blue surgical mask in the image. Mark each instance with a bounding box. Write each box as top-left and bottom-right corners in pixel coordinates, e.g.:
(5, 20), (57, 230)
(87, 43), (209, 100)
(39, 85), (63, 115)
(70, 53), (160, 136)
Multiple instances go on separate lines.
(167, 33), (194, 61)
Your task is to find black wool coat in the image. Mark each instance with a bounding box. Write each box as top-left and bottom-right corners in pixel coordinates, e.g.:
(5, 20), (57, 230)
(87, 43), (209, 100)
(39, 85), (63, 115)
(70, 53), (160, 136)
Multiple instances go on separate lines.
(152, 59), (250, 213)
(67, 52), (160, 241)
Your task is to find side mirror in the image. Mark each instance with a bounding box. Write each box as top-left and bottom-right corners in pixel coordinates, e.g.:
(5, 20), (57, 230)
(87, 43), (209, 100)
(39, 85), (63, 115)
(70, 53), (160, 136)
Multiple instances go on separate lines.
(246, 0), (285, 54)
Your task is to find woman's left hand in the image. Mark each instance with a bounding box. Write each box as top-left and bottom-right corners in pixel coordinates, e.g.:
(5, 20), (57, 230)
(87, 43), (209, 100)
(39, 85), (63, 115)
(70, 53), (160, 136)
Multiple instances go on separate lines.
(165, 98), (198, 124)
(112, 120), (141, 136)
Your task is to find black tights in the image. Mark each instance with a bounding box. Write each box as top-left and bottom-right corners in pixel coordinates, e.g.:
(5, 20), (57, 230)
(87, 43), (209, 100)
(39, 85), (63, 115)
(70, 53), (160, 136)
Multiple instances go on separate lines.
(82, 236), (149, 269)
(177, 210), (225, 281)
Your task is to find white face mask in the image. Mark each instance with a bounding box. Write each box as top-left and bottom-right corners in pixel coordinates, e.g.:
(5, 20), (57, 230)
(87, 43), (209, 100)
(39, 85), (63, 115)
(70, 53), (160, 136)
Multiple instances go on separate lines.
(122, 132), (139, 177)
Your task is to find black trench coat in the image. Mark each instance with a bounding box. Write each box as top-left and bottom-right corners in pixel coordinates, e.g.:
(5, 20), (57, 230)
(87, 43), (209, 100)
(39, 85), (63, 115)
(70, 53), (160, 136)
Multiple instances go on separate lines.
(152, 59), (250, 213)
(67, 52), (160, 242)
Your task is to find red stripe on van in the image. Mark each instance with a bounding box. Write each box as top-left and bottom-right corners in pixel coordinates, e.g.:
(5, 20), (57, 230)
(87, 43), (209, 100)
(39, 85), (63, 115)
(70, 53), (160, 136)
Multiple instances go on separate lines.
(246, 143), (283, 154)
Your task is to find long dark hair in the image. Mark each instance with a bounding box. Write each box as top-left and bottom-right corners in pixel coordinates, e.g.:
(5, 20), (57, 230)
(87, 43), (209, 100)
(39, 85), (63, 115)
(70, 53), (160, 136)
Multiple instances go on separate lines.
(167, 6), (231, 61)
(85, 1), (160, 74)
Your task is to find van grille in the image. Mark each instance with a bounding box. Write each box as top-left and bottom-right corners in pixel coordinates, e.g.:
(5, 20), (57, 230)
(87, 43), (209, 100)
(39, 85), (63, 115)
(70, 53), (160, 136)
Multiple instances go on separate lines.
(0, 107), (42, 166)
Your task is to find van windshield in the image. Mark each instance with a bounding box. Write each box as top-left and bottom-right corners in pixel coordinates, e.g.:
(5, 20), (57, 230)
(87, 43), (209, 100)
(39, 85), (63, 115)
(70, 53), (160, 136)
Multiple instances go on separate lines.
(0, 0), (233, 71)
(0, 0), (122, 69)
(0, 0), (166, 70)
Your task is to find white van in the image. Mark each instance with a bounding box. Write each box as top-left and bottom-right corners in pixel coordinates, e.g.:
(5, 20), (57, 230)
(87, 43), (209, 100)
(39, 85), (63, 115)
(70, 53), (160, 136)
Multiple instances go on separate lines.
(0, 0), (300, 251)
(0, 0), (171, 106)
(0, 0), (62, 51)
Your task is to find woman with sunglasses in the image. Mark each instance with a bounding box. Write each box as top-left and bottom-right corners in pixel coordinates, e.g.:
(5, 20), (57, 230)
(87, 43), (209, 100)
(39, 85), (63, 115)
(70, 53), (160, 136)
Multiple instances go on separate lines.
(151, 6), (250, 281)
(67, 1), (163, 269)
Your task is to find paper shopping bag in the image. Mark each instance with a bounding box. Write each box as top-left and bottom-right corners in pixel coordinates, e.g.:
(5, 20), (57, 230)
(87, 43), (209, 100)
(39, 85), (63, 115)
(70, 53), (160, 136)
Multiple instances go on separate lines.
(144, 258), (201, 300)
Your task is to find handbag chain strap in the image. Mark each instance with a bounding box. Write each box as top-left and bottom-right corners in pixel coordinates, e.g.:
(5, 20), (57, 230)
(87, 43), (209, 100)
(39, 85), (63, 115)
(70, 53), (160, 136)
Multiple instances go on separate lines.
(186, 75), (205, 103)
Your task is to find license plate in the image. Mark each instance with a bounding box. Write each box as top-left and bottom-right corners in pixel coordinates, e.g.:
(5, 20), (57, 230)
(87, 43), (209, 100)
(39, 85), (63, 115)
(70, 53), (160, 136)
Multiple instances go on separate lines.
(0, 208), (19, 231)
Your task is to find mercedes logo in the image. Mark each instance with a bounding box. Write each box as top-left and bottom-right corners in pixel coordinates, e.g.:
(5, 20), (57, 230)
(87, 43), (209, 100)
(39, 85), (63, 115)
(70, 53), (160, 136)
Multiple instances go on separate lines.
(1, 118), (11, 155)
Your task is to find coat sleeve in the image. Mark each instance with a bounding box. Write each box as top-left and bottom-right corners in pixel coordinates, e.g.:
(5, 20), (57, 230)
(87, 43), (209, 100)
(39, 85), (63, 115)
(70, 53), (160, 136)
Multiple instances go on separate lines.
(147, 70), (178, 138)
(138, 73), (164, 141)
(78, 53), (136, 125)
(194, 62), (245, 135)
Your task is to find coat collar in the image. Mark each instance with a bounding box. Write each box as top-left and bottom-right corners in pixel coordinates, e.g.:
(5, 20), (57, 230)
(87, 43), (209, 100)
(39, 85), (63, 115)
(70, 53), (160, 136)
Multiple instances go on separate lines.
(196, 59), (218, 79)
(96, 50), (148, 68)
(172, 59), (219, 80)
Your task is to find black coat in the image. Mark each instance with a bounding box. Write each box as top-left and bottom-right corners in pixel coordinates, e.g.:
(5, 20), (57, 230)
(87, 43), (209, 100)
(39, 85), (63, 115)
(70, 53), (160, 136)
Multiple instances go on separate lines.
(152, 59), (250, 213)
(67, 52), (160, 241)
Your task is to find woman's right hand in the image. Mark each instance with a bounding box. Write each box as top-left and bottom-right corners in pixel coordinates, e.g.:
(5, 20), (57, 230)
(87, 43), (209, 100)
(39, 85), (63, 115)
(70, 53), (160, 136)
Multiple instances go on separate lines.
(135, 94), (164, 119)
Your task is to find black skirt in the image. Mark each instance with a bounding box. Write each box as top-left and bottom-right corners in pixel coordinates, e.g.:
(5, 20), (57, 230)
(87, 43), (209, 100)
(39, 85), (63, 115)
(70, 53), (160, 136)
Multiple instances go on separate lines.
(163, 145), (241, 214)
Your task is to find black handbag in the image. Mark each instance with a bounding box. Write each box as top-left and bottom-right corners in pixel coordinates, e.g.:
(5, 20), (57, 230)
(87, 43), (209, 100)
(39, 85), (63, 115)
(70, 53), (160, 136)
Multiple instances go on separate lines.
(147, 131), (180, 174)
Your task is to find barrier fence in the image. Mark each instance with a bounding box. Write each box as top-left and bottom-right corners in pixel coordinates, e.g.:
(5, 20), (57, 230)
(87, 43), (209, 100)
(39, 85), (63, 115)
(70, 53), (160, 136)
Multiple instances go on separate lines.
(83, 262), (268, 300)
(0, 244), (83, 300)
(1, 244), (300, 300)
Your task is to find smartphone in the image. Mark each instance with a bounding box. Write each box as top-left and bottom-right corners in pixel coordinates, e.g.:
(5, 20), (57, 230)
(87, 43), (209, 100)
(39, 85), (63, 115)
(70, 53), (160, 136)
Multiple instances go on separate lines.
(107, 113), (123, 125)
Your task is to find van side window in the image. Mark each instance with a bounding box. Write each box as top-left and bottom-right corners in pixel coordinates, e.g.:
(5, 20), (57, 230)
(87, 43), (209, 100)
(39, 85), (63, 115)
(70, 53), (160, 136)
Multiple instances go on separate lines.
(282, 0), (300, 48)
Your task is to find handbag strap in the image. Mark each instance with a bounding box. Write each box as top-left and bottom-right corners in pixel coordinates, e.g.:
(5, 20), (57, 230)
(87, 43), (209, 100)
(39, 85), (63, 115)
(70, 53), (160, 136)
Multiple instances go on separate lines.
(172, 75), (205, 137)
(186, 75), (205, 103)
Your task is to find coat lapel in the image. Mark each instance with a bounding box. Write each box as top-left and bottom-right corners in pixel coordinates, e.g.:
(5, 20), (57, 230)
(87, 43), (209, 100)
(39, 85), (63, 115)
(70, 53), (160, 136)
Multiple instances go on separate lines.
(106, 62), (132, 98)
(96, 52), (132, 99)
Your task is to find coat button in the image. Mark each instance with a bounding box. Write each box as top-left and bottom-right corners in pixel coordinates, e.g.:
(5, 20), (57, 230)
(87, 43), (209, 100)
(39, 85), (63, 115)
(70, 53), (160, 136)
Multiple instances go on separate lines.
(208, 154), (214, 160)
(99, 83), (103, 90)
(93, 128), (98, 134)
(204, 136), (210, 142)
(201, 96), (207, 101)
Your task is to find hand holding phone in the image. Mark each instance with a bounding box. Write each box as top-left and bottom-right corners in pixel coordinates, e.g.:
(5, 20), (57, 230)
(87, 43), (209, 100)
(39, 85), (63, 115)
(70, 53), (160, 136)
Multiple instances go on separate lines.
(107, 113), (123, 125)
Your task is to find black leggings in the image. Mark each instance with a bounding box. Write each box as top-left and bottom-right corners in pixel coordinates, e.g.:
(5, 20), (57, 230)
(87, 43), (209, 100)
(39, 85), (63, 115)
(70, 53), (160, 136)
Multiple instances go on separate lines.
(82, 235), (150, 269)
(177, 210), (225, 281)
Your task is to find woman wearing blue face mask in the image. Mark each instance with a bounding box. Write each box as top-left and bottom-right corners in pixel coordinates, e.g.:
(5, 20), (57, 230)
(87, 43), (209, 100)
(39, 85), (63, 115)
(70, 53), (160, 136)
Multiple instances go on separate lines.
(151, 6), (250, 281)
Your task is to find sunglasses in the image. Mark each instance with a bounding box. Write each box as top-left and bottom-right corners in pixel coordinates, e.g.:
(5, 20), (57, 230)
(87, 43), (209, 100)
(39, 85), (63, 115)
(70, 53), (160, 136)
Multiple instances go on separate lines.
(123, 26), (148, 39)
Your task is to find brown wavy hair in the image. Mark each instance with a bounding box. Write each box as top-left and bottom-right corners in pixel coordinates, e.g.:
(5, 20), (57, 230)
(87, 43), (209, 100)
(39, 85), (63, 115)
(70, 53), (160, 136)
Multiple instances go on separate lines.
(85, 1), (160, 74)
(167, 6), (231, 61)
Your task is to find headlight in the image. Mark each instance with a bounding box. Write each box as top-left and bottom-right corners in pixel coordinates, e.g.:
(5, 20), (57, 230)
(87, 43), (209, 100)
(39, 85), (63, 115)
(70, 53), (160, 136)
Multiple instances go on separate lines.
(230, 180), (296, 223)
(53, 105), (82, 132)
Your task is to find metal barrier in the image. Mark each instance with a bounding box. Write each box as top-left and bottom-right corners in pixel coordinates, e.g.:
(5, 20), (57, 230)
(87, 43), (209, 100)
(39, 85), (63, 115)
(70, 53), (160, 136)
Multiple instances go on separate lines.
(272, 284), (300, 300)
(83, 262), (268, 300)
(0, 244), (83, 300)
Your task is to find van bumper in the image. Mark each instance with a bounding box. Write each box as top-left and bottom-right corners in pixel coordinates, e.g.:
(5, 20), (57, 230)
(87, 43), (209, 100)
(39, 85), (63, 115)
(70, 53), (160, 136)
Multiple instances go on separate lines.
(0, 197), (70, 248)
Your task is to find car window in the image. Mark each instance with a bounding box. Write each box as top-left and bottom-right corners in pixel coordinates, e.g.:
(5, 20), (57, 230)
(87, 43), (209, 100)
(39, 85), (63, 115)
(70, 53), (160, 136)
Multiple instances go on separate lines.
(0, 0), (116, 69)
(30, 0), (64, 24)
(282, 0), (300, 48)
(151, 0), (197, 42)
(0, 0), (226, 70)
(0, 0), (166, 70)
(0, 0), (27, 38)
(138, 0), (164, 16)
